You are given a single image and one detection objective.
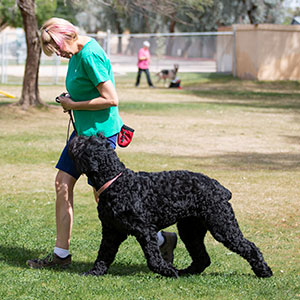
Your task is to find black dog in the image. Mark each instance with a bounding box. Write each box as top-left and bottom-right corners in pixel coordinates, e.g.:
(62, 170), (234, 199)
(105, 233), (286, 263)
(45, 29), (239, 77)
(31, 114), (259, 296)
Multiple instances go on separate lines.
(69, 134), (273, 278)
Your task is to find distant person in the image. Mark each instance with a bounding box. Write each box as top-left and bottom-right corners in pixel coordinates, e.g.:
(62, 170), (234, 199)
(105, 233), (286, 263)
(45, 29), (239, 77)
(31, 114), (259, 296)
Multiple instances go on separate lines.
(135, 41), (154, 88)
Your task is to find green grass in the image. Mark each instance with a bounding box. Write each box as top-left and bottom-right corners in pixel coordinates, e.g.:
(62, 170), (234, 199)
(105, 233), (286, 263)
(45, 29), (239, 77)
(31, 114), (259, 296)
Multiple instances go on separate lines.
(119, 101), (224, 114)
(0, 73), (299, 300)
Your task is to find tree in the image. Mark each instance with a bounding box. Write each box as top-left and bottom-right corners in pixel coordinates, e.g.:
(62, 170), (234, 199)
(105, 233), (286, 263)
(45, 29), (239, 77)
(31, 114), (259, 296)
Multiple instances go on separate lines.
(58, 0), (284, 35)
(84, 0), (213, 55)
(75, 0), (213, 34)
(0, 0), (23, 31)
(113, 0), (213, 32)
(1, 0), (57, 108)
(54, 0), (84, 25)
(17, 0), (43, 108)
(1, 0), (57, 31)
(241, 0), (284, 24)
(172, 0), (284, 32)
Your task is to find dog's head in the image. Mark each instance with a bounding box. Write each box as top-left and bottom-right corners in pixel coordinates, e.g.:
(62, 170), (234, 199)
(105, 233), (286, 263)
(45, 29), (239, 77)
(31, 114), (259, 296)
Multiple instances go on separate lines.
(68, 133), (117, 176)
(174, 64), (179, 73)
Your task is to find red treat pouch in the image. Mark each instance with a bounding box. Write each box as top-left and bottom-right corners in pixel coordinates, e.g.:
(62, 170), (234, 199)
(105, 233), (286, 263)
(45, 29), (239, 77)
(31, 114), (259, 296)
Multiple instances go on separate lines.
(118, 125), (135, 147)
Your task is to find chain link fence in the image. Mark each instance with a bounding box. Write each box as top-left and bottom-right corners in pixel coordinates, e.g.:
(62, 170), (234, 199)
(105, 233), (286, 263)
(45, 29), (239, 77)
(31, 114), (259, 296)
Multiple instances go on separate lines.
(0, 29), (234, 85)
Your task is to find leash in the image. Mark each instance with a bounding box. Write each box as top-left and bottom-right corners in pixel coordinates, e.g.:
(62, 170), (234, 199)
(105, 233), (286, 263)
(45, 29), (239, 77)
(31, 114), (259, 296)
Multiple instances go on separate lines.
(56, 94), (123, 200)
(56, 94), (78, 143)
(55, 94), (123, 193)
(95, 172), (123, 199)
(56, 94), (135, 148)
(66, 110), (77, 140)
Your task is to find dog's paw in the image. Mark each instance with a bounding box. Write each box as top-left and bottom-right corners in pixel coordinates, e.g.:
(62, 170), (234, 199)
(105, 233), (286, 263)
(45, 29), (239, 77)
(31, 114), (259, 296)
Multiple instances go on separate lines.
(161, 266), (179, 278)
(81, 268), (105, 277)
(178, 261), (211, 276)
(81, 261), (108, 277)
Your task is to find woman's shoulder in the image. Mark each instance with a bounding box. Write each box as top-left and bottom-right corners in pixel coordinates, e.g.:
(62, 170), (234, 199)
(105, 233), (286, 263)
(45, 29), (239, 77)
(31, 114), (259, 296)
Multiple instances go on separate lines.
(81, 39), (105, 56)
(80, 39), (109, 63)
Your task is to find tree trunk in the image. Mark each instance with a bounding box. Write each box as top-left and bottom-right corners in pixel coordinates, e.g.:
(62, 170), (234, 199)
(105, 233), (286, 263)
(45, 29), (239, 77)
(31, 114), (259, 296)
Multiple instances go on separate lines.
(166, 17), (176, 56)
(17, 0), (44, 109)
(116, 20), (123, 54)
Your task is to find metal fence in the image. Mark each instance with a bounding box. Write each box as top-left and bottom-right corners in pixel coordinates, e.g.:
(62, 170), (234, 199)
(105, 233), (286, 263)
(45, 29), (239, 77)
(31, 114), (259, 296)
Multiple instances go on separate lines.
(0, 29), (234, 85)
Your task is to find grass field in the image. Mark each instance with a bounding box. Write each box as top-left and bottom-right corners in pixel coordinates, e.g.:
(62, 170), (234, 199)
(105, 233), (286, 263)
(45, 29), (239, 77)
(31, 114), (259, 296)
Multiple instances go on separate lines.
(0, 73), (299, 300)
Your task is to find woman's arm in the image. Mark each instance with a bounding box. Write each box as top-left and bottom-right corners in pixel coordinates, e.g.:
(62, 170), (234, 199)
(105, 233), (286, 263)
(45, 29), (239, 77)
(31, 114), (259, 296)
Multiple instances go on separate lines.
(138, 56), (148, 61)
(58, 80), (118, 111)
(138, 48), (149, 61)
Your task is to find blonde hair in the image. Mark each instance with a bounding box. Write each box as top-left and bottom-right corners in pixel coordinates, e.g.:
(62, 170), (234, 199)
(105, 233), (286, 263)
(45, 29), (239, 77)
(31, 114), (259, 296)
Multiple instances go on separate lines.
(40, 17), (78, 56)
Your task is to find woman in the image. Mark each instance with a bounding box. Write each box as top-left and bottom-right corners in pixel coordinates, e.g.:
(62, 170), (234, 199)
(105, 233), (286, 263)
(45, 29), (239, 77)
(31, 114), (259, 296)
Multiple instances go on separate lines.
(27, 18), (176, 269)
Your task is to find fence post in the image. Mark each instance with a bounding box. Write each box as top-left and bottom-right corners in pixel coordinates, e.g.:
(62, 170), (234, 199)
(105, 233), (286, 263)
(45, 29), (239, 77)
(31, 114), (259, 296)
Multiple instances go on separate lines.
(54, 54), (60, 85)
(1, 33), (5, 84)
(232, 25), (237, 78)
(106, 29), (111, 57)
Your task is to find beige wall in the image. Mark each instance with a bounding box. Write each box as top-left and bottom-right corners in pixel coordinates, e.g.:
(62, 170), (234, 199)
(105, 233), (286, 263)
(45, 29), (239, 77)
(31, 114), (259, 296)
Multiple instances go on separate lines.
(234, 24), (300, 81)
(217, 27), (234, 73)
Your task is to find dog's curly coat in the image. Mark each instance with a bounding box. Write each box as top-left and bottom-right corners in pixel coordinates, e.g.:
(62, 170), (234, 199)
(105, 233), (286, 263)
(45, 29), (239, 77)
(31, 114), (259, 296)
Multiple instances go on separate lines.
(69, 134), (273, 278)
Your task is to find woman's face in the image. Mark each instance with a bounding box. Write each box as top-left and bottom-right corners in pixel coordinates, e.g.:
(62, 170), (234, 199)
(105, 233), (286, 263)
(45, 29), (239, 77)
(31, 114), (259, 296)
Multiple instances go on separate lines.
(52, 39), (76, 59)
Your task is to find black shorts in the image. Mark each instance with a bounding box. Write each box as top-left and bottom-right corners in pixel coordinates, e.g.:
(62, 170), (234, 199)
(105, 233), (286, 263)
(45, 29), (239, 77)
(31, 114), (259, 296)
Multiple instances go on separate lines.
(56, 131), (117, 184)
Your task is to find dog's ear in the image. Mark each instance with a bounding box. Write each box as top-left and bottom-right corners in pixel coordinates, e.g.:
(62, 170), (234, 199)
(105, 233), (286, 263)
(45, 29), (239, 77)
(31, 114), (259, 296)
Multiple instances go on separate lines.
(74, 153), (91, 174)
(68, 136), (99, 174)
(68, 136), (88, 161)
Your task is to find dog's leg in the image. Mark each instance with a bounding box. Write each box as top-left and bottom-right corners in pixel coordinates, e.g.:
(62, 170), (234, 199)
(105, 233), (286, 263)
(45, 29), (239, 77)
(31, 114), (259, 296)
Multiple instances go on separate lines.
(206, 202), (273, 278)
(135, 230), (179, 278)
(177, 217), (211, 276)
(163, 78), (167, 87)
(83, 224), (127, 276)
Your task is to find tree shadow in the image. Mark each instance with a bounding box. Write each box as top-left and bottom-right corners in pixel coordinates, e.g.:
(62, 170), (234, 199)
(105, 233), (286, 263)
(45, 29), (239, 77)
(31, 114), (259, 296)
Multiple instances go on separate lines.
(200, 271), (257, 279)
(0, 244), (40, 267)
(183, 89), (300, 111)
(0, 244), (150, 276)
(213, 152), (300, 171)
(0, 101), (16, 107)
(172, 151), (300, 171)
(64, 262), (151, 276)
(0, 245), (261, 279)
(282, 135), (300, 145)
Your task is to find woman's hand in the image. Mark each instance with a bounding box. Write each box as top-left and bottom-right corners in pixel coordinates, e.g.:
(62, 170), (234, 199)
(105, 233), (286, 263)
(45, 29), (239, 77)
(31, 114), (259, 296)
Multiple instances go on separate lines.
(57, 95), (74, 112)
(56, 80), (118, 112)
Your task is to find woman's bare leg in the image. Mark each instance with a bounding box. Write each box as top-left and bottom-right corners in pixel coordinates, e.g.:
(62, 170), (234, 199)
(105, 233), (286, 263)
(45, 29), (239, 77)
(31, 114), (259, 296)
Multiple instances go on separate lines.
(55, 170), (77, 250)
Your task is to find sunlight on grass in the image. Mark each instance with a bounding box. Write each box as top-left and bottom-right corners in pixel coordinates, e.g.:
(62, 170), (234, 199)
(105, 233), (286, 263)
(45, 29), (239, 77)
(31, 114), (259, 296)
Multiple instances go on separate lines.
(0, 74), (299, 300)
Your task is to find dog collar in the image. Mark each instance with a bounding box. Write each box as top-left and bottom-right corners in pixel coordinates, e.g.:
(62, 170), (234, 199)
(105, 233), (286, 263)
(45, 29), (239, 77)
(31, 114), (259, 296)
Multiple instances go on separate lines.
(96, 172), (123, 198)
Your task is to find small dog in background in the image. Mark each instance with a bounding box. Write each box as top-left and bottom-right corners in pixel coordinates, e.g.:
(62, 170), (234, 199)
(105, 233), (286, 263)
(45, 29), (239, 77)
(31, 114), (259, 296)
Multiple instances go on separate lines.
(156, 64), (179, 85)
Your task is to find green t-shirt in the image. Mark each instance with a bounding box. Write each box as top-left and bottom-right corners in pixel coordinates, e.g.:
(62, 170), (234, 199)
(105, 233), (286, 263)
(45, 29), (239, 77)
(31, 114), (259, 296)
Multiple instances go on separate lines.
(66, 38), (123, 137)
